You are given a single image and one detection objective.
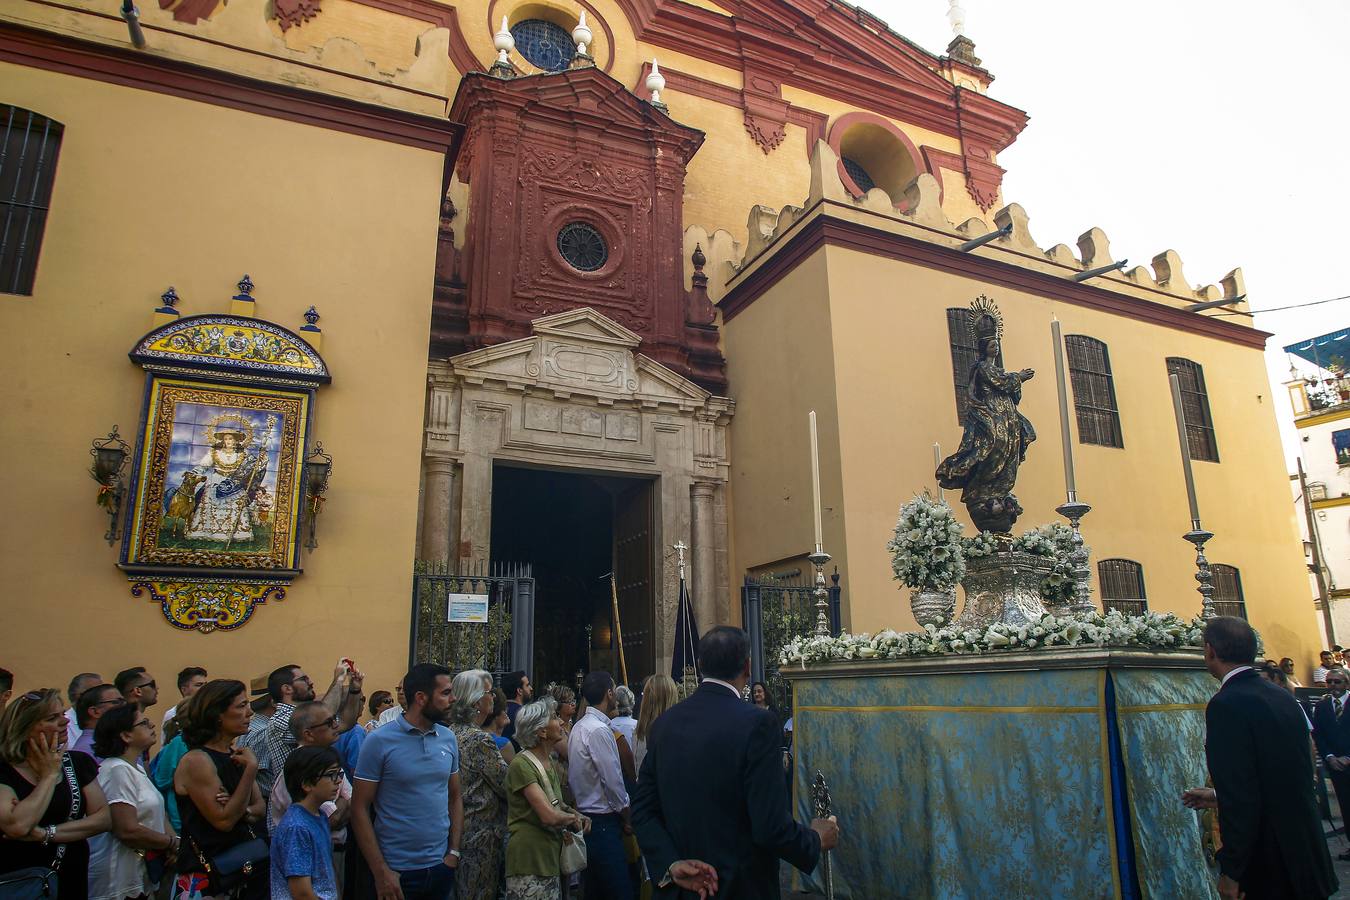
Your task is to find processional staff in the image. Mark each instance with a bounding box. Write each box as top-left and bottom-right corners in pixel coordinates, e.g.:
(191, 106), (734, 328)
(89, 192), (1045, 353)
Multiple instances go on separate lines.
(811, 771), (836, 900)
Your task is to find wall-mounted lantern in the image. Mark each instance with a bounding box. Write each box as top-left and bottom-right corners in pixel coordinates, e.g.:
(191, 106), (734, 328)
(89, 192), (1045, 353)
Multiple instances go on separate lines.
(89, 427), (131, 545)
(304, 443), (333, 551)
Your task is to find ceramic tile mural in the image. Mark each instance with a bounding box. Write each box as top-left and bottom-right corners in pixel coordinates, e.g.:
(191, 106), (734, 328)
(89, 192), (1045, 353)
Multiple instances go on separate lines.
(126, 378), (309, 571)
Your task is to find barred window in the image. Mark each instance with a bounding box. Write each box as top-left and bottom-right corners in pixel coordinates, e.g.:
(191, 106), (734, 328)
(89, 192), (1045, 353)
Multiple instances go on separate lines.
(1097, 559), (1146, 616)
(945, 308), (1001, 422)
(1166, 358), (1219, 462)
(1211, 564), (1246, 620)
(1065, 335), (1123, 448)
(1, 105), (63, 296)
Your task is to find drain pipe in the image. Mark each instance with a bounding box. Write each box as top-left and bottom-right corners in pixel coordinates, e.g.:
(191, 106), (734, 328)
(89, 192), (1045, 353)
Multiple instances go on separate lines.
(121, 0), (146, 48)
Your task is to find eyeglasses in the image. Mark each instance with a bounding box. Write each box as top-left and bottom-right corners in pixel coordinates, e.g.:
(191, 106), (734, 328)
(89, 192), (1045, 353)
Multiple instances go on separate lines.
(292, 675), (313, 685)
(320, 769), (343, 784)
(134, 719), (153, 730)
(134, 680), (156, 692)
(94, 698), (125, 709)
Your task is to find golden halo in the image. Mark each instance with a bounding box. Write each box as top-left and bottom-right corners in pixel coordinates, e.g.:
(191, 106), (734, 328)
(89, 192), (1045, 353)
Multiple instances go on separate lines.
(205, 413), (254, 448)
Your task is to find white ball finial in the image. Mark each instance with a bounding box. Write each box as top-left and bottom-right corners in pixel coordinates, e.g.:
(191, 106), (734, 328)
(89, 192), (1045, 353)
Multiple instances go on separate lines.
(946, 0), (966, 36)
(494, 16), (513, 64)
(646, 58), (666, 104)
(572, 11), (592, 57)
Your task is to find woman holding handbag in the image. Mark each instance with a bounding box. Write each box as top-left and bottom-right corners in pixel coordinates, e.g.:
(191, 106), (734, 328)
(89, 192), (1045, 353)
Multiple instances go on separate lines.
(0, 688), (111, 900)
(505, 699), (589, 900)
(171, 680), (266, 900)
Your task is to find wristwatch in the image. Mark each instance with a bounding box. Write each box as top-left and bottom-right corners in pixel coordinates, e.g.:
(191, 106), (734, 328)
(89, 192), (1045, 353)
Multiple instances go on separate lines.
(448, 849), (461, 859)
(42, 825), (56, 845)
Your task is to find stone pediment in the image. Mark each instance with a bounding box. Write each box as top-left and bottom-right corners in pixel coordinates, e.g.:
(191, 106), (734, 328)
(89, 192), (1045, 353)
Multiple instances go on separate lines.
(450, 308), (710, 408)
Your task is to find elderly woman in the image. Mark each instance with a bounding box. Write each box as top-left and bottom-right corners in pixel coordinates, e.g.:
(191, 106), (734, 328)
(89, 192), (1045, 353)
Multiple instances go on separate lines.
(0, 688), (111, 900)
(449, 669), (509, 900)
(506, 699), (589, 900)
(172, 679), (266, 899)
(90, 704), (177, 900)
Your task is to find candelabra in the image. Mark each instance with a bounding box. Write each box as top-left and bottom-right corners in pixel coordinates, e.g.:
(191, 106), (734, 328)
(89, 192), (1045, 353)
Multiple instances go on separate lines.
(1184, 523), (1217, 619)
(1055, 494), (1094, 616)
(808, 545), (832, 637)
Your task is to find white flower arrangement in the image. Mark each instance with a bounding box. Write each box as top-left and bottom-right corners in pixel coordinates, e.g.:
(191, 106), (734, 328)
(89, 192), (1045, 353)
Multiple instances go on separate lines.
(886, 494), (966, 592)
(778, 609), (1204, 667)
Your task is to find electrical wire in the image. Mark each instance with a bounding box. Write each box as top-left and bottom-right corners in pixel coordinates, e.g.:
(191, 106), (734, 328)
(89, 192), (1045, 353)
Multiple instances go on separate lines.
(1211, 293), (1350, 317)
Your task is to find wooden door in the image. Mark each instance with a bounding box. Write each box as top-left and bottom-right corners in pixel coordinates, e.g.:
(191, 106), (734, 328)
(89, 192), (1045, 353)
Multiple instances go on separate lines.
(612, 481), (655, 686)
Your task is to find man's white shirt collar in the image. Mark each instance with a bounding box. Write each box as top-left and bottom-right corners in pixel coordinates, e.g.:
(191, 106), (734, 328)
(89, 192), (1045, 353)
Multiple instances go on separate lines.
(1220, 665), (1253, 688)
(702, 677), (742, 697)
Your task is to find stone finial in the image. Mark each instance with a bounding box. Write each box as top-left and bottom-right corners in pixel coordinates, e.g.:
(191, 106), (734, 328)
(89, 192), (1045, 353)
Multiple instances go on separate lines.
(1151, 250), (1190, 294)
(231, 274), (256, 317)
(153, 286), (181, 325)
(235, 274), (255, 298)
(299, 305), (322, 349)
(993, 203), (1037, 252)
(947, 0), (966, 35)
(946, 35), (981, 67)
(159, 286), (179, 310)
(572, 11), (591, 57)
(1076, 227), (1112, 269)
(807, 140), (849, 205)
(691, 243), (706, 273)
(490, 17), (516, 78)
(743, 205), (781, 261)
(1221, 267), (1247, 301)
(646, 60), (667, 109)
(303, 306), (320, 327)
(901, 173), (947, 228)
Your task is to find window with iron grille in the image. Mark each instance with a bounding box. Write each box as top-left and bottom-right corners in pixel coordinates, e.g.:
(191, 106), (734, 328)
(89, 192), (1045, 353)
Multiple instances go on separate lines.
(842, 157), (876, 193)
(0, 106), (63, 296)
(510, 19), (573, 72)
(1166, 357), (1219, 462)
(945, 308), (1002, 422)
(1065, 335), (1123, 448)
(1210, 564), (1246, 619)
(1097, 558), (1146, 616)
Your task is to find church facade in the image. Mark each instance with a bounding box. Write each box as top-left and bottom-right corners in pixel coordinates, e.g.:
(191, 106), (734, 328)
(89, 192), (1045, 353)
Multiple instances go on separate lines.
(0, 0), (1319, 696)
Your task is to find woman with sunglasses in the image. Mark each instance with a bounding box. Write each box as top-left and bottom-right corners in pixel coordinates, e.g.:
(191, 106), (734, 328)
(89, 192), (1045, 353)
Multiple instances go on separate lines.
(90, 704), (178, 900)
(0, 688), (111, 899)
(172, 680), (265, 900)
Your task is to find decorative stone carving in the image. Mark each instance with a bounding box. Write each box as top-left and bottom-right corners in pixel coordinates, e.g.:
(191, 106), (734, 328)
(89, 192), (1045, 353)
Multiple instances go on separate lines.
(275, 0), (322, 31)
(956, 551), (1051, 629)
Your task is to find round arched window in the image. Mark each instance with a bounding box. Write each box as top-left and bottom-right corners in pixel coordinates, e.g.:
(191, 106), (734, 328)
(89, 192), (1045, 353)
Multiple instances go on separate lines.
(557, 222), (607, 272)
(511, 19), (573, 72)
(842, 156), (877, 193)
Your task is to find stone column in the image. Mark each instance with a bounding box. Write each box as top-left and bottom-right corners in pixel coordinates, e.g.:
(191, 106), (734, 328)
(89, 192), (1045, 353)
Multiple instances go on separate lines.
(420, 455), (456, 565)
(691, 480), (718, 629)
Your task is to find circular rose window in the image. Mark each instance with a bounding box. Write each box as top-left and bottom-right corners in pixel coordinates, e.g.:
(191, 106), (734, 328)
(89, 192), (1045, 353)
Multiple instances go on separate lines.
(556, 222), (608, 272)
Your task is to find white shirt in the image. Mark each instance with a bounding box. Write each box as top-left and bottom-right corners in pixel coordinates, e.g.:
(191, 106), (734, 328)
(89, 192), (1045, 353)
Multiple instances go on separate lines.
(89, 758), (166, 900)
(1219, 666), (1253, 689)
(701, 678), (742, 698)
(65, 708), (81, 748)
(1314, 665), (1331, 684)
(375, 705), (404, 729)
(161, 703), (178, 733)
(611, 714), (638, 751)
(568, 707), (630, 815)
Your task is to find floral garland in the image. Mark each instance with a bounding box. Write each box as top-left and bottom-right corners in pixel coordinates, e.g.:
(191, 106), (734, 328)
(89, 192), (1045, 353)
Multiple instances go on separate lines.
(886, 494), (966, 592)
(779, 610), (1204, 666)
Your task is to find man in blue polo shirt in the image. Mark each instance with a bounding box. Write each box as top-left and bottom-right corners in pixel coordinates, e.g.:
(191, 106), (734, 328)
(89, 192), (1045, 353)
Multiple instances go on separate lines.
(352, 663), (464, 900)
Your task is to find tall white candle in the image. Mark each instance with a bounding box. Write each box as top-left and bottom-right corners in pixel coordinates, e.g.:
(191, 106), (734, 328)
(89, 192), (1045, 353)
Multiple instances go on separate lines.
(809, 411), (823, 549)
(1050, 317), (1077, 496)
(1169, 373), (1202, 525)
(933, 442), (944, 501)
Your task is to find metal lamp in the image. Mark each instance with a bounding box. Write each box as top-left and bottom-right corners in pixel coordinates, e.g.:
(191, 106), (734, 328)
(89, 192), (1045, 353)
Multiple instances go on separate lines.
(303, 443), (332, 551)
(89, 427), (131, 545)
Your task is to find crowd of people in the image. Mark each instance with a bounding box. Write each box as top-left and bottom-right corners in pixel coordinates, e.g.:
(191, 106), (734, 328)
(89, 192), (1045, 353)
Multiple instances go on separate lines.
(0, 625), (836, 900)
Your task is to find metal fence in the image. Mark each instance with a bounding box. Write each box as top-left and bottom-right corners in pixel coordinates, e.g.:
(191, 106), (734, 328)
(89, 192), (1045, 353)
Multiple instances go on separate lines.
(409, 561), (535, 674)
(742, 569), (841, 713)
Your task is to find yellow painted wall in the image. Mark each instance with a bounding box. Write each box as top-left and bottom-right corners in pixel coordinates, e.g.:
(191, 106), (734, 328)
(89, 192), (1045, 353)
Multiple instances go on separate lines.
(722, 219), (1322, 668)
(0, 65), (442, 713)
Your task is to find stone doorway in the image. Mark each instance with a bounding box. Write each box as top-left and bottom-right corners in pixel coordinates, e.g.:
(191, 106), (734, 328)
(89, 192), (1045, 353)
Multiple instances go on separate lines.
(489, 463), (657, 688)
(419, 308), (734, 679)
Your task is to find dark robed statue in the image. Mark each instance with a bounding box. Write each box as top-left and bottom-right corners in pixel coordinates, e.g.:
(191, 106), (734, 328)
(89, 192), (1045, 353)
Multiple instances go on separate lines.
(936, 296), (1036, 533)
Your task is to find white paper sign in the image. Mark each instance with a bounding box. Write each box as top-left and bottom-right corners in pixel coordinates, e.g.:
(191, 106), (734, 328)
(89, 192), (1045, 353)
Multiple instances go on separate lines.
(447, 593), (489, 623)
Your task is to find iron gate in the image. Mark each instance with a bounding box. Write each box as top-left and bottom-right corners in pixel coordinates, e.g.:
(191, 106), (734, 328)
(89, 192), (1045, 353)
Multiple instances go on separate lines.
(741, 568), (841, 712)
(410, 561), (535, 674)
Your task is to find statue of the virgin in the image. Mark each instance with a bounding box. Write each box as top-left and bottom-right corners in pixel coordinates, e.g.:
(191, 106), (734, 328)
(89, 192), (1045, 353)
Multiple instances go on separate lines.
(936, 296), (1036, 533)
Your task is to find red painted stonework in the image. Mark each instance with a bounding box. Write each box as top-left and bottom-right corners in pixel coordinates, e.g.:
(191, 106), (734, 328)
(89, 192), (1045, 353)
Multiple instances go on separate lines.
(442, 68), (726, 392)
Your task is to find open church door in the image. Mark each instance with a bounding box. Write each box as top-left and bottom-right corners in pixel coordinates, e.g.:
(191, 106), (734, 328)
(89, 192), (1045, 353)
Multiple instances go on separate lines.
(613, 480), (656, 687)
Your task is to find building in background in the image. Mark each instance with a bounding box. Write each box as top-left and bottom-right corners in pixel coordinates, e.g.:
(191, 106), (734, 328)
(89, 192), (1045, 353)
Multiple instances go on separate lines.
(0, 0), (1325, 696)
(1281, 328), (1350, 647)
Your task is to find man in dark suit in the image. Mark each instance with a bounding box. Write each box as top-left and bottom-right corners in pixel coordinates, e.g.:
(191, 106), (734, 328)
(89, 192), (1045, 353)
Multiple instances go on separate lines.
(1312, 666), (1350, 859)
(1200, 616), (1337, 899)
(633, 626), (839, 899)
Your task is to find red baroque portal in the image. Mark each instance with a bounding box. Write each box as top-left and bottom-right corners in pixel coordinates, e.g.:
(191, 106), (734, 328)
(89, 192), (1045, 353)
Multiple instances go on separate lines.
(443, 68), (725, 392)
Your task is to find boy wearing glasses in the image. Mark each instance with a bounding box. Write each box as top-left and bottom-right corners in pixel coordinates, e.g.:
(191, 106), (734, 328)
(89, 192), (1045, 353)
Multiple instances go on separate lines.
(272, 745), (343, 900)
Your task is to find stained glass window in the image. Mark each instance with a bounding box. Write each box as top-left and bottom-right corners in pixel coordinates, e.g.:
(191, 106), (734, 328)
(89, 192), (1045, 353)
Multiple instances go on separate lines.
(511, 19), (573, 73)
(557, 222), (607, 272)
(842, 156), (876, 194)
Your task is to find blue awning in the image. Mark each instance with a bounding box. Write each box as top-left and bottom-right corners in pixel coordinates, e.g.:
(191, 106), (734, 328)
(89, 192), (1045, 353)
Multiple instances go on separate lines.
(1284, 327), (1350, 368)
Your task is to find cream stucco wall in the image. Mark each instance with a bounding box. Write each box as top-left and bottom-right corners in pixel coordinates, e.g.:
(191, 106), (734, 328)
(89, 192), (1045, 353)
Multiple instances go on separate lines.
(0, 66), (443, 708)
(723, 228), (1324, 669)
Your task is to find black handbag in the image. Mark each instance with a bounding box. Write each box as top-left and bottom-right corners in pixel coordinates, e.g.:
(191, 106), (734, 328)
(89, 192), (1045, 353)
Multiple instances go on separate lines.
(0, 756), (81, 900)
(190, 827), (269, 894)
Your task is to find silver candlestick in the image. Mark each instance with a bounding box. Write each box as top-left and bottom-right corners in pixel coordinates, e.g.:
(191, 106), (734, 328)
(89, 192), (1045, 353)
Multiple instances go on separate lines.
(1055, 494), (1094, 616)
(808, 545), (832, 637)
(811, 771), (836, 900)
(1183, 523), (1217, 619)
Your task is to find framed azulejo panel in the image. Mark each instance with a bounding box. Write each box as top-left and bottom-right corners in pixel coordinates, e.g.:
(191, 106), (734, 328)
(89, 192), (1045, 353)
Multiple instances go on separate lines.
(120, 308), (331, 633)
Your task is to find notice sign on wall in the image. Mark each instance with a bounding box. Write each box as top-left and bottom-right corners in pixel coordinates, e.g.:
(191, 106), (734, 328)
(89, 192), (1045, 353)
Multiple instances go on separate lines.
(447, 593), (490, 623)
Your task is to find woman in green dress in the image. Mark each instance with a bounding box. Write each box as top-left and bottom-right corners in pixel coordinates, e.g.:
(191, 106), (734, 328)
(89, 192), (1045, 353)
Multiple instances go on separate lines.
(449, 669), (509, 900)
(505, 698), (590, 900)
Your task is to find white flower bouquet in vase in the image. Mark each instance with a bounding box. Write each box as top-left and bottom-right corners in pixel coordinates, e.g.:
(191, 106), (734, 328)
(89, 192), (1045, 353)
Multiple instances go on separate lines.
(887, 493), (966, 627)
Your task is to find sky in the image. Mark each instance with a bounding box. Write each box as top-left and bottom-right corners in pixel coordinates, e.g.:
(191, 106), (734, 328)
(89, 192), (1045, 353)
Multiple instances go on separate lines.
(863, 0), (1350, 464)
